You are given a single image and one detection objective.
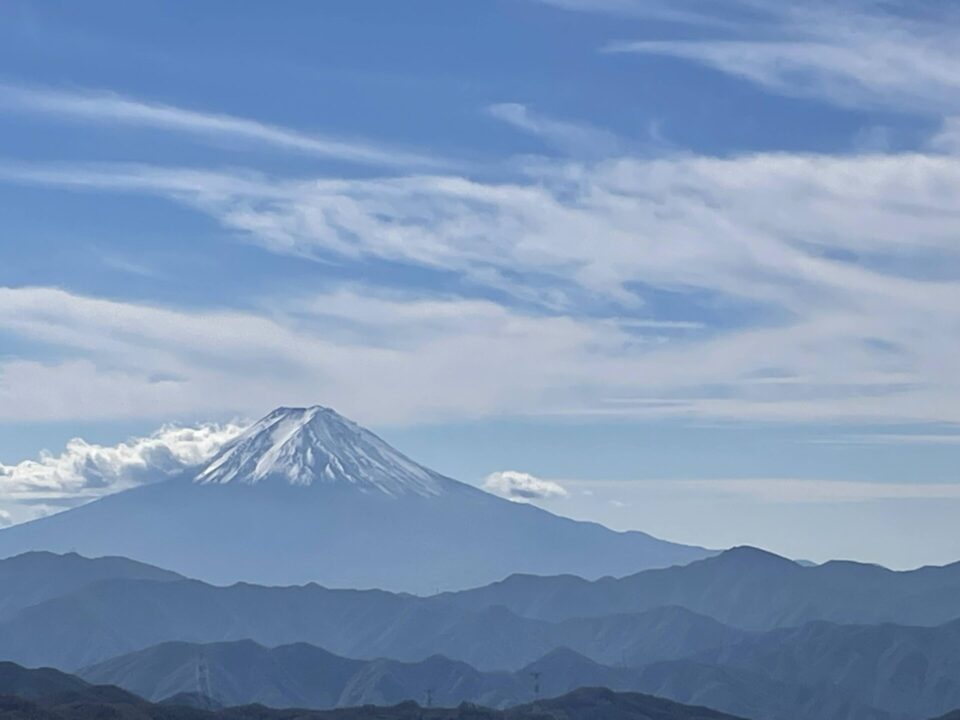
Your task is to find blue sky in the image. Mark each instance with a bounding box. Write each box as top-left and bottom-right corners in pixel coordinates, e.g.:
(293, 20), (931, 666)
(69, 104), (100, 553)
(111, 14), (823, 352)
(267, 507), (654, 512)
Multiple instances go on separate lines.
(1, 0), (959, 567)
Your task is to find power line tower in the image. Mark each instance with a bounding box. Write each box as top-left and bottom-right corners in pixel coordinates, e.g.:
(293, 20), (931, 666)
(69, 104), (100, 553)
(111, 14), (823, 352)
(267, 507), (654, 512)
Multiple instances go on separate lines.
(197, 654), (216, 709)
(425, 688), (434, 708)
(530, 671), (542, 701)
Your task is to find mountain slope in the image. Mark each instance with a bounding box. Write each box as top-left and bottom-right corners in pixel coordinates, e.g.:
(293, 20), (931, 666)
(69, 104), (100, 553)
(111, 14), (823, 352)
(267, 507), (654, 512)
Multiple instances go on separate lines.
(0, 661), (92, 702)
(0, 407), (711, 593)
(79, 640), (367, 709)
(74, 637), (903, 720)
(78, 640), (632, 710)
(696, 618), (960, 720)
(0, 667), (752, 720)
(0, 551), (181, 621)
(0, 576), (424, 670)
(76, 641), (729, 714)
(0, 661), (142, 706)
(443, 546), (960, 629)
(195, 407), (447, 495)
(64, 636), (898, 720)
(0, 572), (746, 671)
(6, 563), (959, 720)
(506, 687), (750, 720)
(629, 660), (890, 720)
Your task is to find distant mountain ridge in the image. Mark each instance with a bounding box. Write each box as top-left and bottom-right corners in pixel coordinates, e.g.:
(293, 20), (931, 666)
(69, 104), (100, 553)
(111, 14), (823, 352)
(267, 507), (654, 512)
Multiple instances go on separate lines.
(0, 406), (712, 592)
(74, 627), (960, 720)
(0, 574), (746, 671)
(75, 639), (897, 720)
(0, 660), (143, 706)
(4, 548), (960, 671)
(696, 618), (960, 719)
(78, 639), (523, 709)
(4, 550), (960, 720)
(441, 546), (960, 629)
(0, 551), (182, 621)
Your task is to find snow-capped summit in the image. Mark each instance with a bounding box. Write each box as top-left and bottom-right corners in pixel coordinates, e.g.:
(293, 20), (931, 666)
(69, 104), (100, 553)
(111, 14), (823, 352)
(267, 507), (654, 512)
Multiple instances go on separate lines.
(195, 406), (448, 497)
(0, 404), (713, 591)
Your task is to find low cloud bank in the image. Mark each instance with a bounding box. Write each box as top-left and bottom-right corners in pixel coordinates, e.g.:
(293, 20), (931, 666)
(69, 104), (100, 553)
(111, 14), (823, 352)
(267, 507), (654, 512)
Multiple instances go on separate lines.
(0, 422), (245, 525)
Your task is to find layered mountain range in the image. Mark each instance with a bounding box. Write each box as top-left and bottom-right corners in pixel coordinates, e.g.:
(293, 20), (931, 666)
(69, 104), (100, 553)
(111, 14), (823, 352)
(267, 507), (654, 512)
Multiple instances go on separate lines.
(2, 405), (959, 720)
(2, 550), (960, 720)
(0, 406), (711, 593)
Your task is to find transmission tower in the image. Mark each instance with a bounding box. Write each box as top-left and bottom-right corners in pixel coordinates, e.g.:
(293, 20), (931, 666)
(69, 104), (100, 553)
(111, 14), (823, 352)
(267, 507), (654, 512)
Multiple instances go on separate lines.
(530, 671), (542, 700)
(197, 654), (217, 709)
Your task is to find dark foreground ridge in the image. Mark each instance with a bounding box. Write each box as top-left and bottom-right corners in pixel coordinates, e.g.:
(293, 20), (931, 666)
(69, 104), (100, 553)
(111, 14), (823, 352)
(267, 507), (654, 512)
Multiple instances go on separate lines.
(0, 661), (744, 720)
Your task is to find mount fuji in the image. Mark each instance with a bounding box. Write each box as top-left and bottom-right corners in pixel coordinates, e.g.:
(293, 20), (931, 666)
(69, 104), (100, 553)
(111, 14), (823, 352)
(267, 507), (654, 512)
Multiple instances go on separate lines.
(0, 406), (712, 592)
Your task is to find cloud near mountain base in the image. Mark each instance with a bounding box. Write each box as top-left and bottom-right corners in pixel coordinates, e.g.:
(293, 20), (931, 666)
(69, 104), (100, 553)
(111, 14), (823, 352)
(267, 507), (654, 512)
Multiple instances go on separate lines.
(0, 422), (245, 526)
(483, 470), (569, 501)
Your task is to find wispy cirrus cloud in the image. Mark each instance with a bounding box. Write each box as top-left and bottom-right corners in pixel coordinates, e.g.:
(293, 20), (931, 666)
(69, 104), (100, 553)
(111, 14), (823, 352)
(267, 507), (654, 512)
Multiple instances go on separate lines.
(533, 0), (750, 28)
(605, 2), (960, 114)
(3, 8), (960, 429)
(0, 84), (442, 168)
(932, 118), (960, 154)
(0, 285), (639, 425)
(553, 474), (960, 505)
(676, 478), (960, 504)
(808, 433), (960, 447)
(487, 103), (624, 158)
(2, 146), (960, 425)
(6, 152), (960, 300)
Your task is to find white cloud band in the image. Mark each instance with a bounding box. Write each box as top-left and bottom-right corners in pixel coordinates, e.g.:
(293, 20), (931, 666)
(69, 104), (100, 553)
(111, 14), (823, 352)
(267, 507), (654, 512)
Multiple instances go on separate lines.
(483, 470), (570, 501)
(0, 422), (245, 526)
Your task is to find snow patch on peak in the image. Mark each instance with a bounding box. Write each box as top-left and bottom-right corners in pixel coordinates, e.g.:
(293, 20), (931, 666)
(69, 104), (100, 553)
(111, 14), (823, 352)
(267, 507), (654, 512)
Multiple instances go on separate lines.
(195, 406), (448, 497)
